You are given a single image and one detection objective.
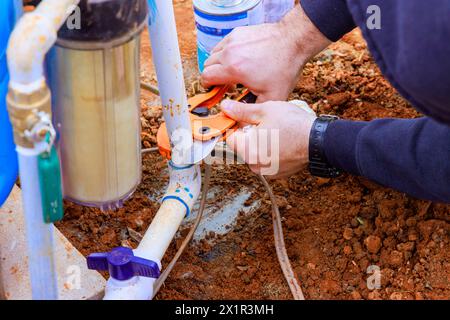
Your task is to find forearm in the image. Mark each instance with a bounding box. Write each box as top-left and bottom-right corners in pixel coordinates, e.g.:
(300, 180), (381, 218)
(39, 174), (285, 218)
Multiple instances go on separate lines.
(323, 117), (450, 203)
(278, 4), (332, 62)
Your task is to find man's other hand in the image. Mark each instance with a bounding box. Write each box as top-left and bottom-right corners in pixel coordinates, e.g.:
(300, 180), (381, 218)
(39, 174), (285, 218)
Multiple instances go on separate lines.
(222, 99), (316, 178)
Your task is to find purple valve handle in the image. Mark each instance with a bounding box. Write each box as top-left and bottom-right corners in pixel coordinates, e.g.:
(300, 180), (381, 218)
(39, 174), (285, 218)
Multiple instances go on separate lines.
(86, 247), (160, 281)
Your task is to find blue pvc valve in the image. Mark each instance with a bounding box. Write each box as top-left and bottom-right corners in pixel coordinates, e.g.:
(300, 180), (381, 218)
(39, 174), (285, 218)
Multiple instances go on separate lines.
(86, 247), (160, 281)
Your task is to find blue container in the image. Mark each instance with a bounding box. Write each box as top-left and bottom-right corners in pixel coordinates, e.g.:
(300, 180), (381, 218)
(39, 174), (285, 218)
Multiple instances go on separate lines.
(0, 0), (21, 206)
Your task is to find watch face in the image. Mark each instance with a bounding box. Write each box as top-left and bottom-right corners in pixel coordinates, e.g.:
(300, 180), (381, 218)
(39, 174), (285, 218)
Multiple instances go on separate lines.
(308, 117), (342, 178)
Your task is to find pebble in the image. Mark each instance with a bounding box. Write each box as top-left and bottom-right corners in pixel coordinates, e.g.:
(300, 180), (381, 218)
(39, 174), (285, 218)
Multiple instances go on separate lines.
(241, 275), (251, 285)
(415, 292), (424, 300)
(343, 227), (354, 240)
(368, 291), (382, 300)
(179, 271), (194, 280)
(316, 177), (331, 186)
(350, 218), (359, 228)
(326, 92), (350, 106)
(343, 245), (352, 255)
(388, 250), (404, 267)
(351, 290), (362, 300)
(275, 195), (289, 209)
(364, 235), (382, 254)
(397, 241), (415, 252)
(306, 263), (316, 270)
(389, 292), (403, 300)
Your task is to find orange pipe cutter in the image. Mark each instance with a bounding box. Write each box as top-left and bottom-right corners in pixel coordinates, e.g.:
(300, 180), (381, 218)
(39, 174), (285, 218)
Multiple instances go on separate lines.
(156, 85), (257, 160)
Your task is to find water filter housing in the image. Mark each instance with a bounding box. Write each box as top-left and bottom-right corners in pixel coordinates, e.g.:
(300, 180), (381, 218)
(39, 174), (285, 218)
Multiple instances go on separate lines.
(47, 0), (148, 210)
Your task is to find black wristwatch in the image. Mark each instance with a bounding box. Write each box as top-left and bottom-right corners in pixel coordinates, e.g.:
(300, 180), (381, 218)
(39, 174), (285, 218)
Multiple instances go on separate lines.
(308, 115), (342, 178)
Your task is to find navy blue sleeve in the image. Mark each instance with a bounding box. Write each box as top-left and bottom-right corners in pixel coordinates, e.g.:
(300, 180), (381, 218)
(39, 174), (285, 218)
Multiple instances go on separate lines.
(324, 118), (450, 203)
(300, 0), (356, 41)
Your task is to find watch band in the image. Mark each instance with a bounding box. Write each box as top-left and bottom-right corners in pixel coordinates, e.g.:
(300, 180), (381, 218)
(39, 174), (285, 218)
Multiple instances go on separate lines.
(308, 115), (342, 178)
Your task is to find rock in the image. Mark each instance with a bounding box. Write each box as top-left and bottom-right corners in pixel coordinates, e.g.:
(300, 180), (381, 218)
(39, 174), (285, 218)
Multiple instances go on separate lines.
(408, 231), (419, 241)
(415, 292), (424, 300)
(296, 76), (316, 93)
(241, 275), (251, 285)
(357, 177), (380, 191)
(343, 227), (354, 240)
(377, 199), (397, 221)
(354, 226), (364, 238)
(120, 240), (132, 248)
(343, 245), (352, 255)
(145, 105), (162, 119)
(179, 271), (194, 280)
(364, 235), (382, 254)
(275, 195), (289, 209)
(320, 279), (341, 295)
(350, 218), (360, 228)
(316, 177), (331, 187)
(276, 179), (289, 190)
(405, 217), (417, 227)
(368, 290), (382, 300)
(389, 292), (403, 300)
(326, 92), (350, 107)
(134, 218), (144, 229)
(360, 206), (377, 220)
(306, 263), (316, 270)
(347, 191), (362, 203)
(100, 229), (117, 244)
(388, 250), (404, 268)
(397, 241), (415, 253)
(381, 268), (395, 287)
(351, 290), (362, 300)
(236, 266), (249, 272)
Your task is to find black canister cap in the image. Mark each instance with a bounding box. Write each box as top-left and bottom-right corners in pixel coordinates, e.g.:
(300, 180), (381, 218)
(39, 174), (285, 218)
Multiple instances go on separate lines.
(57, 0), (148, 43)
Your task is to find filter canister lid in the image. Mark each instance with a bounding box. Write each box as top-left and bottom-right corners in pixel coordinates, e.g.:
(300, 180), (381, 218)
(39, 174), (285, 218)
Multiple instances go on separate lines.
(57, 0), (148, 45)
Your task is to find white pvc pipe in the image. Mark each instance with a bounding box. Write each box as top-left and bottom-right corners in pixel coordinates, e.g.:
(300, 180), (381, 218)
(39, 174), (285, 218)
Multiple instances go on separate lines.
(101, 0), (203, 300)
(147, 0), (193, 165)
(103, 163), (201, 300)
(7, 0), (80, 88)
(17, 148), (58, 300)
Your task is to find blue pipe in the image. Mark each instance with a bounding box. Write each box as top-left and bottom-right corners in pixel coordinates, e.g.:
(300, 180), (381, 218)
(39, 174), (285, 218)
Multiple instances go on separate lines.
(0, 0), (21, 206)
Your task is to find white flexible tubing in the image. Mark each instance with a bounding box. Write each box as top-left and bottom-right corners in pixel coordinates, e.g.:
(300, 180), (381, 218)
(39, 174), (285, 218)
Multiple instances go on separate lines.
(103, 164), (202, 300)
(7, 0), (80, 89)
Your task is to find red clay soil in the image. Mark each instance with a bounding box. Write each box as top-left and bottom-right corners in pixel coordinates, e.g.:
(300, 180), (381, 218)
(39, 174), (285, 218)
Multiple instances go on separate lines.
(57, 0), (449, 300)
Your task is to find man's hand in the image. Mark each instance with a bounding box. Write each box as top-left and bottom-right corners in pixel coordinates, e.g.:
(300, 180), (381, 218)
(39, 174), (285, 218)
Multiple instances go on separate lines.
(201, 4), (331, 103)
(222, 99), (316, 178)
